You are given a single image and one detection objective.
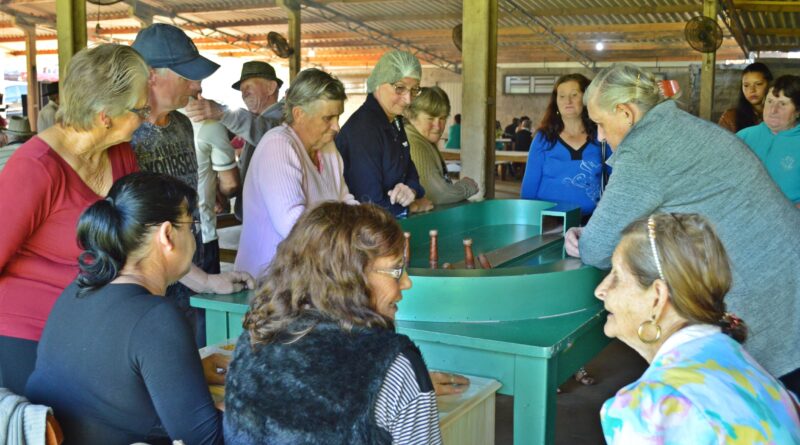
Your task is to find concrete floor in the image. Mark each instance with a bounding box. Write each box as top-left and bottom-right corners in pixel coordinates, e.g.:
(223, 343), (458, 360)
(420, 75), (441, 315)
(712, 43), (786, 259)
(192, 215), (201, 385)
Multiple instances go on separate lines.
(494, 340), (648, 445)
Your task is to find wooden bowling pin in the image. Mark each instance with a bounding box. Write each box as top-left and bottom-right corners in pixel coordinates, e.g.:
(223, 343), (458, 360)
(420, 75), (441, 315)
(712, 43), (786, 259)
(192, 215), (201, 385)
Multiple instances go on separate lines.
(478, 253), (493, 269)
(463, 238), (475, 269)
(429, 230), (439, 269)
(403, 232), (411, 267)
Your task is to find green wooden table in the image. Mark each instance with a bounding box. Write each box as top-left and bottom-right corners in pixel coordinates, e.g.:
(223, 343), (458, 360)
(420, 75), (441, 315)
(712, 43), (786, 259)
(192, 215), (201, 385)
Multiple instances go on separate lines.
(191, 199), (609, 444)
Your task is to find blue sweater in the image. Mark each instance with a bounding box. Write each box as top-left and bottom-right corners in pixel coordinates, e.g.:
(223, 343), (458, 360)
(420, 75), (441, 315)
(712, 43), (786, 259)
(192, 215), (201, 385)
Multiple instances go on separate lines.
(737, 122), (800, 203)
(520, 132), (608, 214)
(335, 94), (424, 217)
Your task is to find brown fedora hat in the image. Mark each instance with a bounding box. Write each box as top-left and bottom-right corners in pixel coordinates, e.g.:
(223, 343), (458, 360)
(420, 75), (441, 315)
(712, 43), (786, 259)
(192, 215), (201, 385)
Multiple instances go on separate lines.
(232, 61), (283, 90)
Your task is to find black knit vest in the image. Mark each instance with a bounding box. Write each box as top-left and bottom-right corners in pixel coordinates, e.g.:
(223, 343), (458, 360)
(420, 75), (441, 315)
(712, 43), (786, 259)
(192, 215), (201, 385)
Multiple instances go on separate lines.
(224, 319), (424, 445)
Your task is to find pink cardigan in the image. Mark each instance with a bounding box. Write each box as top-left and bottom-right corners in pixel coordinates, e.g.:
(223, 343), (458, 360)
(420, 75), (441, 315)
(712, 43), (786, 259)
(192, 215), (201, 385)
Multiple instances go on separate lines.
(235, 124), (356, 278)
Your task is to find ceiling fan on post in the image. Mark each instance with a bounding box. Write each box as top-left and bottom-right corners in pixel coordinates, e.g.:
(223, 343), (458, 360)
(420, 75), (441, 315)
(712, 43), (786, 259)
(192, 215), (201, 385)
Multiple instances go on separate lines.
(267, 31), (294, 58)
(684, 16), (723, 53)
(86, 0), (124, 5)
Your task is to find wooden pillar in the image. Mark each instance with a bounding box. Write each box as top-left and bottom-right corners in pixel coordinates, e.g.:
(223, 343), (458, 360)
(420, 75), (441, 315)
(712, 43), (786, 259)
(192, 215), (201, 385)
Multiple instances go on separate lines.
(56, 0), (87, 82)
(698, 0), (718, 120)
(279, 0), (301, 82)
(461, 0), (498, 198)
(21, 24), (38, 130)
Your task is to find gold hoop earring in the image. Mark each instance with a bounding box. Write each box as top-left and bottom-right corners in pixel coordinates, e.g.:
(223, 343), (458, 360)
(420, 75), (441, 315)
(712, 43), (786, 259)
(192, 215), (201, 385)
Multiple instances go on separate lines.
(637, 317), (662, 344)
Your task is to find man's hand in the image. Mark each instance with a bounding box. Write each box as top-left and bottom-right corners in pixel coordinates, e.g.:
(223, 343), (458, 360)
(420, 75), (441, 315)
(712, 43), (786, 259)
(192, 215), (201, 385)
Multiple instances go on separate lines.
(409, 197), (434, 214)
(202, 353), (231, 386)
(429, 371), (470, 396)
(205, 271), (255, 294)
(387, 183), (416, 207)
(185, 93), (224, 122)
(564, 226), (583, 258)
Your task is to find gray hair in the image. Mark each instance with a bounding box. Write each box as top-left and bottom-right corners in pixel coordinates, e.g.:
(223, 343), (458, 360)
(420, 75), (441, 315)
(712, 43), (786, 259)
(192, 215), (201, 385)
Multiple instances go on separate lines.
(584, 63), (670, 115)
(366, 50), (422, 93)
(56, 44), (150, 131)
(283, 68), (347, 125)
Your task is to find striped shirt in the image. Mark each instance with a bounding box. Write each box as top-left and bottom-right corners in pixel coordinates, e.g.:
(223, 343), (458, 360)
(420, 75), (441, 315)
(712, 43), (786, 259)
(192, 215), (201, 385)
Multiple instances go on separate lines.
(374, 353), (443, 445)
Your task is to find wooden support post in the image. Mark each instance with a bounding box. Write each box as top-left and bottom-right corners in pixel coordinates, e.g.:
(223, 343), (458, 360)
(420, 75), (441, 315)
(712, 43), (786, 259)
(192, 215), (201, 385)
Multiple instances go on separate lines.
(22, 25), (38, 130)
(56, 0), (86, 82)
(279, 0), (302, 82)
(698, 0), (718, 120)
(461, 0), (498, 199)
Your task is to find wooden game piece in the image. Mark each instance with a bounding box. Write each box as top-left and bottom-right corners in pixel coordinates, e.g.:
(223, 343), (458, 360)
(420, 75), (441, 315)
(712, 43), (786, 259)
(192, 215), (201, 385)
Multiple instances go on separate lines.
(403, 232), (411, 267)
(429, 229), (439, 269)
(478, 253), (493, 269)
(463, 238), (475, 269)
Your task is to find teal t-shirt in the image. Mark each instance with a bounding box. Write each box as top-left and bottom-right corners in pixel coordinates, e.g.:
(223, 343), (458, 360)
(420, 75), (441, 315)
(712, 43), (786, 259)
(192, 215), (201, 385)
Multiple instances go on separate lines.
(737, 122), (800, 203)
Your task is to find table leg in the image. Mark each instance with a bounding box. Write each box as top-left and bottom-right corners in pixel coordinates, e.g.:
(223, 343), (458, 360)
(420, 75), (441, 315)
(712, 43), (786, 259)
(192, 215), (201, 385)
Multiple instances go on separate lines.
(513, 355), (557, 445)
(205, 310), (230, 345)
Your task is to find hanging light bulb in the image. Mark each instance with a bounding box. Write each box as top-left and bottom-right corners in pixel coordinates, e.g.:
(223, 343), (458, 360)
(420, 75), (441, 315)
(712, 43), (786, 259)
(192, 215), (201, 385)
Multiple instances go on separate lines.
(595, 42), (605, 51)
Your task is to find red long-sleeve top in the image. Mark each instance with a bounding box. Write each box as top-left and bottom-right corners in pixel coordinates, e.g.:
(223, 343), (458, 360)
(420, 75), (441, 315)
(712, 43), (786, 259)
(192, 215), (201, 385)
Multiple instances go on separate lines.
(0, 137), (139, 341)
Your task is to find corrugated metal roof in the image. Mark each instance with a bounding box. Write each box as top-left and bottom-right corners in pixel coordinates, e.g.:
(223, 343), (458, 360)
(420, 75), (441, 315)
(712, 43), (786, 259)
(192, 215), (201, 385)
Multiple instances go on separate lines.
(0, 0), (797, 64)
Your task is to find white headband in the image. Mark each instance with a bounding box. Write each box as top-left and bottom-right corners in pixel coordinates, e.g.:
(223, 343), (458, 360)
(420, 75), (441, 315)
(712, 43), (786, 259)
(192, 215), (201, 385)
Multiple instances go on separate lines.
(647, 216), (666, 282)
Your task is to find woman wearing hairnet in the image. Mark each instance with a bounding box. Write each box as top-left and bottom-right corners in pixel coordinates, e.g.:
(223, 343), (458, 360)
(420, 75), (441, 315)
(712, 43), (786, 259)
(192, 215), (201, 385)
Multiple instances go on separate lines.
(335, 50), (433, 217)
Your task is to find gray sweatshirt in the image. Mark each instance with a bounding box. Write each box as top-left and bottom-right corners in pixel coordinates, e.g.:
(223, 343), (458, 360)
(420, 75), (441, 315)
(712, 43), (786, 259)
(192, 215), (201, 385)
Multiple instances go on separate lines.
(581, 100), (800, 377)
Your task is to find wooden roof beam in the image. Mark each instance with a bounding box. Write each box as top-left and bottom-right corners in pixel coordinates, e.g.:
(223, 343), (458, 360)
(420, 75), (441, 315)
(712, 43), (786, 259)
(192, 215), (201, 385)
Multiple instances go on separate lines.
(732, 1), (800, 13)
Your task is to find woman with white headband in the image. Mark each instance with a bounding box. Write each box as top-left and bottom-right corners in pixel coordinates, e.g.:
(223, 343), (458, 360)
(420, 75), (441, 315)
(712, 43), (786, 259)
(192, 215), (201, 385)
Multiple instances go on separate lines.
(594, 213), (799, 444)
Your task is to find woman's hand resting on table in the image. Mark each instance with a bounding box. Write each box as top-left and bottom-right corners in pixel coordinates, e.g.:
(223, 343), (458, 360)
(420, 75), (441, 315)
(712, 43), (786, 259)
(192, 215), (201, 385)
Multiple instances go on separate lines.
(429, 371), (470, 396)
(564, 227), (583, 258)
(202, 353), (231, 386)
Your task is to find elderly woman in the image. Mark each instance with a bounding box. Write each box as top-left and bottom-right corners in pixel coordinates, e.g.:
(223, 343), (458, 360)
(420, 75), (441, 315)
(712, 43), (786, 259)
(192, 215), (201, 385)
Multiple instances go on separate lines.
(336, 50), (433, 217)
(596, 213), (800, 443)
(26, 172), (226, 444)
(521, 73), (608, 222)
(0, 44), (146, 394)
(405, 86), (479, 204)
(225, 202), (467, 444)
(737, 74), (800, 206)
(235, 68), (357, 277)
(564, 63), (800, 395)
(718, 62), (773, 133)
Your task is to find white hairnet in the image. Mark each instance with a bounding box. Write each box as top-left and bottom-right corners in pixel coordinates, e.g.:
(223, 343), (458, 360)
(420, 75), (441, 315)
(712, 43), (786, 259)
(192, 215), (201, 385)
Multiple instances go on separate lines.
(366, 50), (422, 93)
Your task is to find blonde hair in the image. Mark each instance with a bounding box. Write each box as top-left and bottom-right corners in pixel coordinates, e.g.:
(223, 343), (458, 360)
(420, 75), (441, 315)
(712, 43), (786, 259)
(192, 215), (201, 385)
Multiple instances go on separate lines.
(56, 44), (149, 131)
(584, 63), (671, 115)
(404, 86), (450, 120)
(620, 213), (747, 343)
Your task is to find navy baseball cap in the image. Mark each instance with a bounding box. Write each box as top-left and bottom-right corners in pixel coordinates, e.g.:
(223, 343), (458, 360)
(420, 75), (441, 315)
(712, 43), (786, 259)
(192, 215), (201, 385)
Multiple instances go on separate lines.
(132, 24), (219, 81)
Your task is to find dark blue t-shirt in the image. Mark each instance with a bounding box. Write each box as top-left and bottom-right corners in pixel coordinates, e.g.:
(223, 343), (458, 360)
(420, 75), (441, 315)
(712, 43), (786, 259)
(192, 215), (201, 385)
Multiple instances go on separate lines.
(335, 94), (424, 217)
(26, 282), (223, 445)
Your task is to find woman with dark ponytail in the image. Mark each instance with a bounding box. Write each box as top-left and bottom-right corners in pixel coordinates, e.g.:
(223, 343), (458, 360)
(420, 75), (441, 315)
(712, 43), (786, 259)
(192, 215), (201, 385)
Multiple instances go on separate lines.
(718, 62), (773, 133)
(594, 213), (799, 444)
(26, 172), (225, 445)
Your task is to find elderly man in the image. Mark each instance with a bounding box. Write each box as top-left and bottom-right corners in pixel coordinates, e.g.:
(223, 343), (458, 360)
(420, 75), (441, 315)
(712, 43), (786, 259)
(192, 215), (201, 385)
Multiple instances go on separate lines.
(185, 61), (285, 220)
(36, 82), (59, 132)
(335, 50), (433, 217)
(131, 23), (253, 346)
(0, 115), (35, 171)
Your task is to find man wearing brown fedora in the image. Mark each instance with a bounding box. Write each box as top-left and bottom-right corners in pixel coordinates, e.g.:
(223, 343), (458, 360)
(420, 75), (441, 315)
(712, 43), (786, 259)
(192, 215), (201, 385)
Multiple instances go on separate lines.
(0, 115), (35, 171)
(185, 60), (285, 221)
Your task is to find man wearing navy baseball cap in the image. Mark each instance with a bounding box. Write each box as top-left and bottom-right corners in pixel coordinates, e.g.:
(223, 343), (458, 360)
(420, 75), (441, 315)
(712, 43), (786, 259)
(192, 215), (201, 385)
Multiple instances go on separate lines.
(130, 23), (254, 347)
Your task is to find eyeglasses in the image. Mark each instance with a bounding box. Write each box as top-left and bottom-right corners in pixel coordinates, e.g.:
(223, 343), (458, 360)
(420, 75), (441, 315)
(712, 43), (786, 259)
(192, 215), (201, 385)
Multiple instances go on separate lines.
(147, 219), (200, 237)
(129, 105), (151, 120)
(391, 83), (421, 98)
(174, 218), (201, 237)
(372, 262), (407, 281)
